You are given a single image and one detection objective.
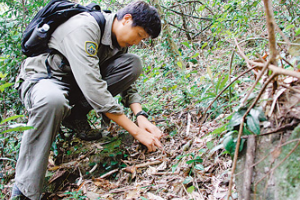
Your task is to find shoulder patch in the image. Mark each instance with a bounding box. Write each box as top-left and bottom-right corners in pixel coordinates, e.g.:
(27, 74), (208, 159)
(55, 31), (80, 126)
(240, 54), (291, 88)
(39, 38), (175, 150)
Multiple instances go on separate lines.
(85, 41), (98, 56)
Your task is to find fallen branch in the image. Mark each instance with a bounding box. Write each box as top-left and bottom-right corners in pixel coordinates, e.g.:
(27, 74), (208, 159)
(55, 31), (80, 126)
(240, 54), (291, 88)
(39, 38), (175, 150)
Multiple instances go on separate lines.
(255, 121), (299, 137)
(123, 160), (163, 173)
(100, 168), (119, 179)
(243, 135), (256, 200)
(235, 41), (300, 79)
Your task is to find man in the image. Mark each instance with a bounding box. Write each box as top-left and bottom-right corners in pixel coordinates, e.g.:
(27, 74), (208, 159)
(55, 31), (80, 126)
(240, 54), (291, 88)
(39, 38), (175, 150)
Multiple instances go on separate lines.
(12, 1), (163, 199)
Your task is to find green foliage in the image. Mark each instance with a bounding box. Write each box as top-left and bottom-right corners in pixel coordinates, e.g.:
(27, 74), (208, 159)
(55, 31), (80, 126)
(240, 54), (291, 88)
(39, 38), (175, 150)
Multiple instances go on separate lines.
(64, 190), (87, 200)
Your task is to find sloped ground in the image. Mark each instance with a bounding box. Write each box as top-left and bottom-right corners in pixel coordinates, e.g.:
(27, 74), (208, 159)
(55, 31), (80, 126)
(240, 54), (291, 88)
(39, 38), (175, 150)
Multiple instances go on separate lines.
(34, 110), (234, 200)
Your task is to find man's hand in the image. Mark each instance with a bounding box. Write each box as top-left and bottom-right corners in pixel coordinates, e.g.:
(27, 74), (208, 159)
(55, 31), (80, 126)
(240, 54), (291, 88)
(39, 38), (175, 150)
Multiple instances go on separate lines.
(134, 127), (162, 152)
(136, 116), (162, 140)
(105, 112), (163, 152)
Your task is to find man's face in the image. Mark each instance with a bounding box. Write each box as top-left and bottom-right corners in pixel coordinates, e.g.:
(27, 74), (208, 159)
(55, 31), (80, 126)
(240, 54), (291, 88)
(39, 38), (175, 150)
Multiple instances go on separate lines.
(116, 14), (149, 48)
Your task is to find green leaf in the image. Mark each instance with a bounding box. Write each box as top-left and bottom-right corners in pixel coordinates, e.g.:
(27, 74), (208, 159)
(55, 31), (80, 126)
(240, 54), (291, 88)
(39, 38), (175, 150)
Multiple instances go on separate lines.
(0, 82), (14, 92)
(182, 41), (190, 48)
(191, 52), (199, 58)
(171, 85), (178, 90)
(243, 123), (253, 135)
(172, 163), (179, 173)
(209, 144), (223, 154)
(1, 126), (34, 134)
(0, 115), (24, 124)
(183, 176), (193, 184)
(186, 158), (203, 165)
(201, 42), (208, 49)
(223, 135), (235, 155)
(140, 197), (149, 200)
(0, 73), (7, 79)
(187, 185), (195, 193)
(177, 61), (183, 69)
(296, 27), (300, 36)
(246, 114), (260, 135)
(194, 164), (204, 171)
(285, 24), (295, 31)
(251, 107), (267, 122)
(228, 109), (245, 128)
(206, 141), (214, 149)
(219, 74), (229, 91)
(211, 124), (227, 134)
(215, 74), (222, 93)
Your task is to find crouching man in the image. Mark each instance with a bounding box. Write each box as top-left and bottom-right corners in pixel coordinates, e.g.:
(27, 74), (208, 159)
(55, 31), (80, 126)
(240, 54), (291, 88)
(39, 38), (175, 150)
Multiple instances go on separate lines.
(12, 1), (163, 199)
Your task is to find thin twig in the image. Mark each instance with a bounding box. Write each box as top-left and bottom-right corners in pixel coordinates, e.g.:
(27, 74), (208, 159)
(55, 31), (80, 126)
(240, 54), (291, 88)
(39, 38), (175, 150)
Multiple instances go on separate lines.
(100, 168), (119, 179)
(280, 84), (300, 94)
(169, 1), (215, 15)
(255, 121), (299, 137)
(161, 5), (212, 21)
(234, 38), (272, 106)
(235, 40), (300, 79)
(186, 113), (191, 136)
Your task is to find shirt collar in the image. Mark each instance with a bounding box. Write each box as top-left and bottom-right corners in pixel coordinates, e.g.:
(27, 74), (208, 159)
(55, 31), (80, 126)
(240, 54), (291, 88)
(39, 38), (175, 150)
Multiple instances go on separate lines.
(101, 13), (119, 49)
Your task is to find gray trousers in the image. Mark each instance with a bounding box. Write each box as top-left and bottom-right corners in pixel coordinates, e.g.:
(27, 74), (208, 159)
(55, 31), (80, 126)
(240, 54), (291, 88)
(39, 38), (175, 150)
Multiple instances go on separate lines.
(15, 53), (142, 200)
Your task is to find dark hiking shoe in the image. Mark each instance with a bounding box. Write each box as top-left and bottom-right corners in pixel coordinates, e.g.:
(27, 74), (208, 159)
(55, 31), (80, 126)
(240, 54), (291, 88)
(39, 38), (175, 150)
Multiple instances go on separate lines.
(11, 185), (30, 200)
(62, 118), (103, 141)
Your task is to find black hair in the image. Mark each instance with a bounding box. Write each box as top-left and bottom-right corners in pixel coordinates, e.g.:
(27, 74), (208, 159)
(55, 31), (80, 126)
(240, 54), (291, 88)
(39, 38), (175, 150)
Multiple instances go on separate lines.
(116, 1), (161, 38)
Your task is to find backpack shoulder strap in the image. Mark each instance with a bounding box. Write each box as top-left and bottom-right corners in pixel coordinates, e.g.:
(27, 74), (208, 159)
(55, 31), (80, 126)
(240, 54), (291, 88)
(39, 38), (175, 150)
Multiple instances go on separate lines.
(89, 11), (106, 40)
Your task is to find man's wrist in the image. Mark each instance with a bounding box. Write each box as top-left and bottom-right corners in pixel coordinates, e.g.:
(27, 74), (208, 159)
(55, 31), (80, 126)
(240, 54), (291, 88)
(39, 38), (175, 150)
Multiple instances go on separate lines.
(135, 110), (149, 119)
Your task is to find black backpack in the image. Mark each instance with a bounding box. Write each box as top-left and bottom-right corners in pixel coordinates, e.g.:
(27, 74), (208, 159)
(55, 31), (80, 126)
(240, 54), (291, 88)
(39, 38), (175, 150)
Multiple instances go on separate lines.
(22, 0), (106, 57)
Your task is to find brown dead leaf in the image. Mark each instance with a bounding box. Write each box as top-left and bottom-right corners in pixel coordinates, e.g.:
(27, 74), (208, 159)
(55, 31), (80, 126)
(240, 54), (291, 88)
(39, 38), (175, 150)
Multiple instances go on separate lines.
(271, 147), (282, 160)
(145, 192), (165, 200)
(48, 170), (66, 184)
(125, 187), (141, 199)
(92, 177), (111, 189)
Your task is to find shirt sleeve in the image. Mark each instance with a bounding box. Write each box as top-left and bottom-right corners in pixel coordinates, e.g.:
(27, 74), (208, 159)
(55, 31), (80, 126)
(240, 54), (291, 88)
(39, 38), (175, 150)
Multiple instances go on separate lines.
(51, 14), (123, 114)
(121, 83), (142, 107)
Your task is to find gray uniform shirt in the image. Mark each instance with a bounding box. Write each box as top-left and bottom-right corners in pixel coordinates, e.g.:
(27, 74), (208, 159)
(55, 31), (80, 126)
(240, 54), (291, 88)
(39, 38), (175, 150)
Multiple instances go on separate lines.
(17, 12), (142, 115)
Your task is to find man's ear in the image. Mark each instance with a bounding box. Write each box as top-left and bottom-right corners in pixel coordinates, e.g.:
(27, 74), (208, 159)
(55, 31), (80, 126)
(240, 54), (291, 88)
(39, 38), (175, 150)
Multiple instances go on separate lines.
(121, 14), (133, 25)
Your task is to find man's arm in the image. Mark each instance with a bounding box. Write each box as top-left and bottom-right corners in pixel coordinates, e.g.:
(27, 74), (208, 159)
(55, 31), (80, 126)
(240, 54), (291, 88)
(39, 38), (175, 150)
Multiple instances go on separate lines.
(105, 112), (162, 152)
(129, 103), (163, 140)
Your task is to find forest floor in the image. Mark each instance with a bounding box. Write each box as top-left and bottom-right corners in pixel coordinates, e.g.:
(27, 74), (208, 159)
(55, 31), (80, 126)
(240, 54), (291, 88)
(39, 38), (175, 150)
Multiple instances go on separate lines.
(52, 110), (233, 199)
(3, 107), (234, 200)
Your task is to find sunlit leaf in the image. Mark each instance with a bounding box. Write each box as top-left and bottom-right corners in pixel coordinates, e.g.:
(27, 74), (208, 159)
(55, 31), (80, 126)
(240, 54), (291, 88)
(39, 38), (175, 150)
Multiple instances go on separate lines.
(183, 176), (193, 184)
(1, 126), (34, 134)
(177, 61), (183, 69)
(211, 124), (227, 134)
(0, 72), (7, 79)
(0, 115), (24, 124)
(201, 42), (208, 49)
(191, 52), (199, 58)
(182, 41), (190, 48)
(194, 164), (204, 171)
(206, 66), (213, 80)
(296, 27), (300, 36)
(171, 163), (179, 173)
(228, 109), (246, 128)
(187, 185), (195, 193)
(0, 82), (14, 92)
(207, 141), (214, 149)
